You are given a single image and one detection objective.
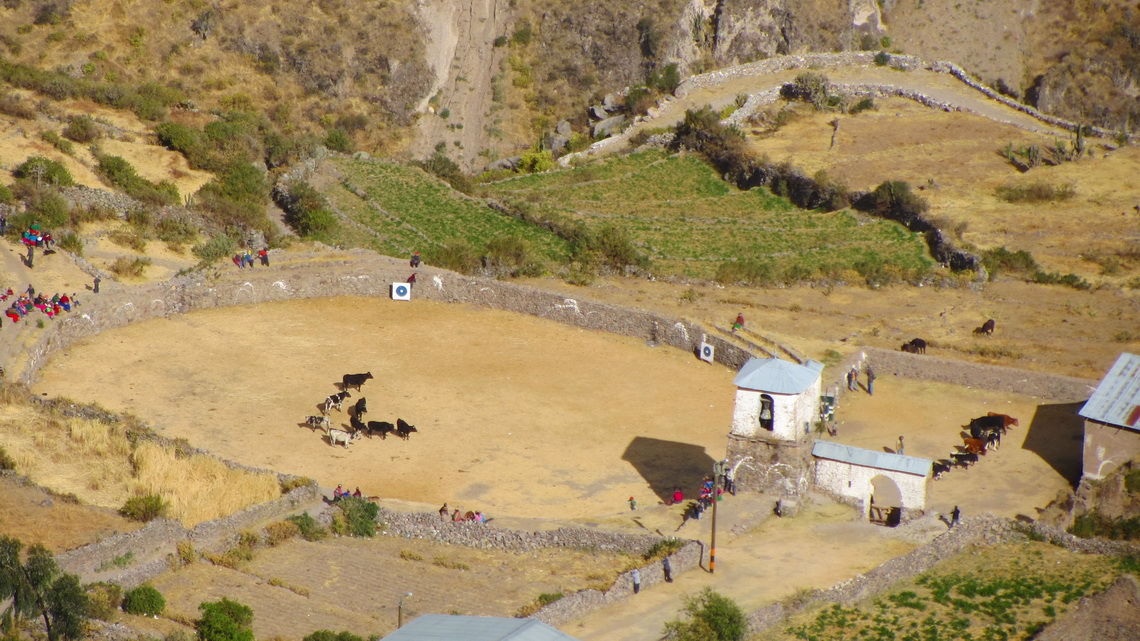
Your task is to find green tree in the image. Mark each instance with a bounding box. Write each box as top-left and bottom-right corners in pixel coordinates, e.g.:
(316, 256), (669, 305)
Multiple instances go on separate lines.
(0, 536), (89, 641)
(14, 156), (74, 187)
(662, 587), (747, 641)
(196, 598), (253, 641)
(122, 585), (165, 616)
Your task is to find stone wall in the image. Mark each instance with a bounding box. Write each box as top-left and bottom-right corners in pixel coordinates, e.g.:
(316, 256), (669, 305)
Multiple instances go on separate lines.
(813, 458), (929, 517)
(727, 432), (814, 498)
(12, 251), (759, 385)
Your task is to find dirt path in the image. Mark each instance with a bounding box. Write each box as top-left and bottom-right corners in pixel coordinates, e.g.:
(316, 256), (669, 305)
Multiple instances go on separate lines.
(571, 61), (1072, 165)
(411, 0), (507, 171)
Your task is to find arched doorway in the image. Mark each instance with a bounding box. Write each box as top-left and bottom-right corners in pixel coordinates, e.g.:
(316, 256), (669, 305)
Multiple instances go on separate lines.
(759, 394), (775, 431)
(868, 475), (902, 527)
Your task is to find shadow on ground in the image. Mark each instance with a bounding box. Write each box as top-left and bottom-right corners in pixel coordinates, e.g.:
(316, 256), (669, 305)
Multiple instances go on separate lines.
(1023, 401), (1084, 488)
(622, 436), (717, 504)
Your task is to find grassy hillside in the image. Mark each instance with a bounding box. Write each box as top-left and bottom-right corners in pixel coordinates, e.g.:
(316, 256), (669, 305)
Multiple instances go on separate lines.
(483, 150), (933, 283)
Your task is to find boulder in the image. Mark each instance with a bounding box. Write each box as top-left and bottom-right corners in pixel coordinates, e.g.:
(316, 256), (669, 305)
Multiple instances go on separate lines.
(486, 156), (521, 172)
(556, 120), (572, 137)
(591, 114), (626, 138)
(546, 134), (570, 153)
(603, 93), (618, 111)
(589, 105), (608, 120)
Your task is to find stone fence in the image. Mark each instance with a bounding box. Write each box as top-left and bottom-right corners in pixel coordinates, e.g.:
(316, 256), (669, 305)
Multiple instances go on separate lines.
(374, 506), (704, 626)
(11, 250), (762, 385)
(746, 514), (1140, 635)
(678, 52), (1126, 139)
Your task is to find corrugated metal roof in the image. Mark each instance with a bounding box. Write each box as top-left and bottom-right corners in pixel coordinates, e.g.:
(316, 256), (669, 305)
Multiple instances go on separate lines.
(381, 615), (580, 641)
(812, 440), (932, 477)
(1079, 353), (1140, 429)
(733, 357), (822, 394)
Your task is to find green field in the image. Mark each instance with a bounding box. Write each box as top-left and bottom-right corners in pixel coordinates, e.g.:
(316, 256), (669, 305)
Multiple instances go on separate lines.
(313, 157), (570, 261)
(484, 150), (933, 282)
(768, 542), (1134, 641)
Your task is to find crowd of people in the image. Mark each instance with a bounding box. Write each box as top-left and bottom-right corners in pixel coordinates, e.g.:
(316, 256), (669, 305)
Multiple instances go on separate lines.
(438, 502), (486, 524)
(3, 286), (78, 325)
(231, 249), (270, 268)
(332, 484), (363, 500)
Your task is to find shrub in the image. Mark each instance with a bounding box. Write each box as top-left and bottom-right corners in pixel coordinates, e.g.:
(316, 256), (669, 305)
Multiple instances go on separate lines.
(192, 234), (238, 264)
(516, 592), (563, 617)
(849, 97), (876, 114)
(324, 128), (353, 153)
(518, 148), (554, 173)
(995, 181), (1075, 203)
(15, 156), (74, 186)
(644, 537), (684, 561)
(96, 154), (180, 206)
(63, 115), (100, 143)
(0, 183), (13, 204)
(28, 189), (71, 228)
(663, 587), (746, 641)
(1126, 467), (1140, 494)
(122, 585), (165, 616)
(511, 22), (533, 45)
(483, 235), (541, 278)
(874, 50), (891, 66)
(648, 63), (681, 94)
(588, 224), (649, 272)
(279, 181), (337, 237)
(155, 121), (205, 156)
(333, 496), (379, 537)
(780, 73), (832, 109)
(432, 240), (481, 274)
(156, 216), (197, 246)
(196, 598), (253, 641)
(286, 512), (328, 542)
(1032, 271), (1091, 290)
(109, 256), (152, 278)
(0, 93), (36, 119)
(85, 582), (123, 621)
(0, 445), (16, 470)
(119, 493), (168, 521)
(493, 35), (508, 47)
(982, 247), (1039, 279)
(40, 130), (75, 155)
(303, 632), (365, 641)
(265, 520), (300, 546)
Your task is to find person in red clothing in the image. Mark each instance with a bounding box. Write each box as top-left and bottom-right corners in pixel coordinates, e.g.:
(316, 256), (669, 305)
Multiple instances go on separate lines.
(258, 248), (269, 266)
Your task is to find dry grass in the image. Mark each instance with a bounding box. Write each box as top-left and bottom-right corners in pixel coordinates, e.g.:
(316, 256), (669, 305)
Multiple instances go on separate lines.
(128, 442), (280, 526)
(0, 396), (280, 528)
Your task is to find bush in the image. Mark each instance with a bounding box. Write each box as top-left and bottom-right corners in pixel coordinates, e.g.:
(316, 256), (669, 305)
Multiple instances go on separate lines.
(663, 587), (746, 641)
(849, 97), (876, 114)
(324, 128), (353, 153)
(0, 93), (36, 119)
(191, 234), (238, 264)
(874, 50), (891, 66)
(1126, 467), (1140, 494)
(994, 181), (1074, 203)
(644, 537), (684, 561)
(511, 22), (533, 46)
(122, 585), (165, 616)
(518, 148), (554, 173)
(15, 156), (74, 186)
(119, 493), (168, 521)
(109, 256), (152, 278)
(57, 231), (83, 256)
(286, 512), (328, 542)
(648, 63), (681, 94)
(432, 240), (481, 274)
(40, 130), (75, 155)
(63, 115), (101, 143)
(196, 598), (253, 641)
(28, 189), (71, 228)
(982, 247), (1039, 279)
(279, 181), (337, 237)
(333, 497), (379, 537)
(0, 183), (13, 204)
(265, 520), (300, 546)
(0, 445), (16, 471)
(483, 235), (541, 278)
(155, 121), (205, 157)
(85, 582), (123, 621)
(780, 73), (832, 109)
(1032, 271), (1091, 290)
(303, 631), (366, 641)
(493, 35), (508, 47)
(96, 154), (180, 206)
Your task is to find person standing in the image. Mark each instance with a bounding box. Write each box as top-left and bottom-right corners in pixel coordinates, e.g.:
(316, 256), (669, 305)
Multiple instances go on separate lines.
(410, 251), (422, 267)
(950, 505), (961, 528)
(258, 248), (269, 266)
(628, 496), (637, 511)
(896, 435), (904, 456)
(732, 313), (744, 333)
(25, 244), (33, 268)
(93, 276), (100, 294)
(848, 366), (859, 391)
(631, 568), (641, 594)
(662, 557), (673, 583)
(866, 366), (876, 395)
(439, 503), (449, 522)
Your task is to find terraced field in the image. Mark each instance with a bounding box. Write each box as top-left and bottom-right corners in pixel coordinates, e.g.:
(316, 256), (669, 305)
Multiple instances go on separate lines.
(484, 150), (933, 281)
(315, 157), (570, 261)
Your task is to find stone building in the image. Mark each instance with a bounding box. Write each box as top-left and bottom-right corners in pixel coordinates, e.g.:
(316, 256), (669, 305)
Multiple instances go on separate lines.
(1079, 352), (1140, 481)
(727, 357), (824, 497)
(811, 440), (932, 525)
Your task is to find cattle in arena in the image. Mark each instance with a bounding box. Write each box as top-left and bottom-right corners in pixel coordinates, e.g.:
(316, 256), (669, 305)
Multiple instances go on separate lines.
(328, 428), (362, 448)
(973, 319), (996, 336)
(901, 338), (927, 354)
(342, 372), (374, 392)
(986, 412), (1019, 430)
(324, 391), (351, 414)
(950, 451), (978, 468)
(901, 342), (919, 353)
(963, 438), (988, 456)
(350, 414), (367, 435)
(932, 460), (951, 479)
(367, 421), (395, 439)
(353, 397), (368, 420)
(985, 429), (1001, 450)
(966, 415), (1005, 439)
(396, 418), (418, 439)
(304, 415), (330, 432)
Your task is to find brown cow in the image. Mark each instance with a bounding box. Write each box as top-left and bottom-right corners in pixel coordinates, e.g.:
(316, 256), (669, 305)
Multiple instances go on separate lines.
(986, 412), (1019, 429)
(963, 438), (988, 455)
(973, 319), (996, 335)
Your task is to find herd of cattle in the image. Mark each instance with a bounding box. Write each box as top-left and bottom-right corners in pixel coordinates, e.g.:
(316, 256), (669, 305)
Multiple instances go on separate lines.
(931, 412), (1018, 479)
(899, 320), (996, 354)
(301, 372), (419, 447)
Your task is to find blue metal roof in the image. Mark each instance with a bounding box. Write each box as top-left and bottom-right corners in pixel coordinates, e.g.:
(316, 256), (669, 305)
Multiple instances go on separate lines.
(733, 357), (823, 394)
(1079, 353), (1140, 429)
(812, 440), (932, 477)
(381, 615), (580, 641)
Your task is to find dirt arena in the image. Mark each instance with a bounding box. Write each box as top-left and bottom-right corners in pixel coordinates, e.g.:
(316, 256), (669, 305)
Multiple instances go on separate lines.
(34, 296), (740, 521)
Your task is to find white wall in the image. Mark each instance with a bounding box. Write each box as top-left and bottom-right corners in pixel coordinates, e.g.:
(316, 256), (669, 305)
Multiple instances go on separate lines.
(814, 459), (929, 516)
(731, 378), (822, 441)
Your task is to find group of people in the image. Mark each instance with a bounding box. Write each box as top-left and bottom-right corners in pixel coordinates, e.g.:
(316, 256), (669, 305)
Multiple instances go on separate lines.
(20, 224), (55, 267)
(3, 287), (77, 324)
(231, 249), (270, 268)
(438, 503), (486, 524)
(846, 364), (876, 395)
(332, 484), (362, 500)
